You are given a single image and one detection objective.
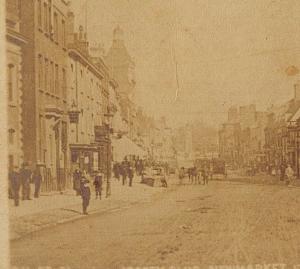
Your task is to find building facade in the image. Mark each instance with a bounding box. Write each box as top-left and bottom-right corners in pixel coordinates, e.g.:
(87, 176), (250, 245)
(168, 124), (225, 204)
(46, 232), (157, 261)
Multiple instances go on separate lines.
(20, 0), (70, 191)
(6, 0), (27, 170)
(105, 26), (136, 139)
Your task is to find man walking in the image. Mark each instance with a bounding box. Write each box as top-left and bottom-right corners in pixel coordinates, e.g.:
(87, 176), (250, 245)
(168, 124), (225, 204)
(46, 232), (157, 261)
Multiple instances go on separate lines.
(93, 170), (103, 199)
(285, 164), (294, 186)
(120, 161), (127, 186)
(80, 177), (91, 215)
(203, 167), (209, 185)
(128, 165), (134, 187)
(73, 168), (82, 196)
(9, 166), (21, 206)
(33, 165), (42, 198)
(20, 162), (32, 200)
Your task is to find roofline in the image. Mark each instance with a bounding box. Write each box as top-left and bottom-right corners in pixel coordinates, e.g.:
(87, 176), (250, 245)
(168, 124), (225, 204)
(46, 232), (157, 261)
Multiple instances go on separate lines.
(68, 48), (105, 80)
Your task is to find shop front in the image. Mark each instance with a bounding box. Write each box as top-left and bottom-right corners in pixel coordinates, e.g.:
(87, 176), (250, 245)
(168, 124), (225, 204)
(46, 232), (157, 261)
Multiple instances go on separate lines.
(70, 144), (99, 175)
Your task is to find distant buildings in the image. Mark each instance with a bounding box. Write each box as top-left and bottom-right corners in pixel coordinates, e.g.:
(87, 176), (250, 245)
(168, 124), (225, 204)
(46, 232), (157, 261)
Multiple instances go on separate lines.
(105, 26), (137, 140)
(219, 83), (300, 177)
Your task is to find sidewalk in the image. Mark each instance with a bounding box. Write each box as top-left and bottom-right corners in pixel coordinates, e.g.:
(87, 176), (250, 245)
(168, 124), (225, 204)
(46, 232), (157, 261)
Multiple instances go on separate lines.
(9, 177), (168, 241)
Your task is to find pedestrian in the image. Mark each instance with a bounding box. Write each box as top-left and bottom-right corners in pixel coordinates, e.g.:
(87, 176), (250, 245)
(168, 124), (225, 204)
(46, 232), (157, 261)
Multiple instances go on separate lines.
(187, 168), (192, 183)
(113, 162), (120, 180)
(80, 177), (91, 215)
(203, 167), (209, 185)
(9, 166), (21, 206)
(160, 168), (168, 188)
(33, 165), (42, 198)
(73, 168), (82, 196)
(20, 162), (32, 200)
(120, 161), (127, 186)
(179, 167), (185, 185)
(280, 162), (286, 181)
(128, 166), (134, 187)
(93, 170), (103, 199)
(285, 164), (294, 186)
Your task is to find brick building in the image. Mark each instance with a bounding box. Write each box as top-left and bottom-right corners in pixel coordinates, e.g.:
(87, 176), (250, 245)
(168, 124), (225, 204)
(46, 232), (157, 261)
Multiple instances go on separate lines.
(20, 0), (70, 191)
(6, 0), (27, 170)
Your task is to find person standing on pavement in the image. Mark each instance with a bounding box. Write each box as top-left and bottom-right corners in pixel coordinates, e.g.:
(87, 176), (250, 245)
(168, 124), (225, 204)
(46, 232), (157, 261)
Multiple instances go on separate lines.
(285, 164), (294, 186)
(179, 167), (185, 185)
(280, 162), (286, 181)
(33, 165), (42, 198)
(120, 161), (127, 186)
(73, 168), (82, 196)
(93, 170), (103, 199)
(80, 176), (91, 215)
(20, 162), (32, 200)
(128, 165), (134, 187)
(203, 166), (209, 185)
(113, 162), (120, 180)
(9, 166), (21, 206)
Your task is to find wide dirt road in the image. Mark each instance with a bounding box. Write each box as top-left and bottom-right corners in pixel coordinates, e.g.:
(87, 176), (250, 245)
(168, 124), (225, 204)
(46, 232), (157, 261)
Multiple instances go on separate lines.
(10, 180), (300, 269)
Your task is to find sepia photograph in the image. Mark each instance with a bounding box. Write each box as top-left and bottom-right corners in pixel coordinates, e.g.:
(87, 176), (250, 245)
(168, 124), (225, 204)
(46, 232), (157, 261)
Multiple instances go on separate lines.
(2, 0), (300, 268)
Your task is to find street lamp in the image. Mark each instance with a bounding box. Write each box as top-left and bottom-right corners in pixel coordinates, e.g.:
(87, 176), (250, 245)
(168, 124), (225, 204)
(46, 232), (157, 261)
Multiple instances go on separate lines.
(103, 106), (114, 198)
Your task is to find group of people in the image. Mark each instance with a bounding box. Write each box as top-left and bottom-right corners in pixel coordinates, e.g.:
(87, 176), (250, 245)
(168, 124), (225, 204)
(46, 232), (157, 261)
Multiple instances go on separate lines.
(113, 158), (145, 187)
(73, 169), (106, 215)
(8, 162), (43, 206)
(178, 166), (211, 185)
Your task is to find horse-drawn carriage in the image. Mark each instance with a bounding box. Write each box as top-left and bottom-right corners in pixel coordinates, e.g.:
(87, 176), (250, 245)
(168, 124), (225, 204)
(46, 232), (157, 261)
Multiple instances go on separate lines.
(194, 158), (227, 180)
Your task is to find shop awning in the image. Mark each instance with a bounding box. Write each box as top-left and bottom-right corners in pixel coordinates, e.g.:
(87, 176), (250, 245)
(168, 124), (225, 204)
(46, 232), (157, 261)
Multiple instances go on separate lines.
(112, 136), (147, 162)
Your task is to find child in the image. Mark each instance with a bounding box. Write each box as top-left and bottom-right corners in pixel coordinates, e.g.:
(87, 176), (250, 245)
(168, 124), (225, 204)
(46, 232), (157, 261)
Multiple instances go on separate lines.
(93, 171), (103, 199)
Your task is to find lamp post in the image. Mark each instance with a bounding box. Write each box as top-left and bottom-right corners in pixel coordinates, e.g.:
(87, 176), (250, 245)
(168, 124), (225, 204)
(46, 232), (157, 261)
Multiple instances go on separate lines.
(104, 107), (114, 198)
(287, 120), (300, 178)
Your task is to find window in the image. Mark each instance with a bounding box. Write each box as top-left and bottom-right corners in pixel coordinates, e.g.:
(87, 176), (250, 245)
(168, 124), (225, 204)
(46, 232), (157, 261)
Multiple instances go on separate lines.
(62, 19), (66, 47)
(8, 129), (15, 144)
(44, 59), (48, 91)
(38, 55), (43, 89)
(37, 0), (42, 28)
(62, 68), (66, 98)
(55, 64), (59, 94)
(50, 61), (54, 93)
(44, 2), (48, 32)
(54, 12), (58, 41)
(8, 155), (14, 171)
(48, 2), (52, 36)
(7, 64), (14, 102)
(39, 115), (43, 160)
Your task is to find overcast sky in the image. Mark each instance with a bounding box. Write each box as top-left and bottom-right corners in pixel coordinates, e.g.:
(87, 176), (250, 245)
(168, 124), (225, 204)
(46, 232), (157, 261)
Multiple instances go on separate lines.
(71, 0), (300, 127)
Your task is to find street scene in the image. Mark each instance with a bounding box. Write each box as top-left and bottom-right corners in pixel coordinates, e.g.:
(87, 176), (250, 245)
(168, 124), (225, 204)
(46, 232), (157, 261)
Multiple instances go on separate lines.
(4, 0), (300, 268)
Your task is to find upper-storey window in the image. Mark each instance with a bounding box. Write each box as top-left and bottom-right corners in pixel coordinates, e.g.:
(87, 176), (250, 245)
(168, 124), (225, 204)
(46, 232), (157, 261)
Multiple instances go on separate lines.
(62, 68), (67, 99)
(62, 19), (66, 47)
(44, 2), (48, 33)
(55, 64), (59, 95)
(7, 64), (14, 102)
(38, 54), (43, 89)
(54, 12), (58, 42)
(48, 1), (52, 36)
(37, 0), (42, 28)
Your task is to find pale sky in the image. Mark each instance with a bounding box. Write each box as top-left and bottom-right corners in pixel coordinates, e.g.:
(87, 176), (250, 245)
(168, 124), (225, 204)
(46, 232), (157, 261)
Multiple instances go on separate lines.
(71, 0), (300, 127)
